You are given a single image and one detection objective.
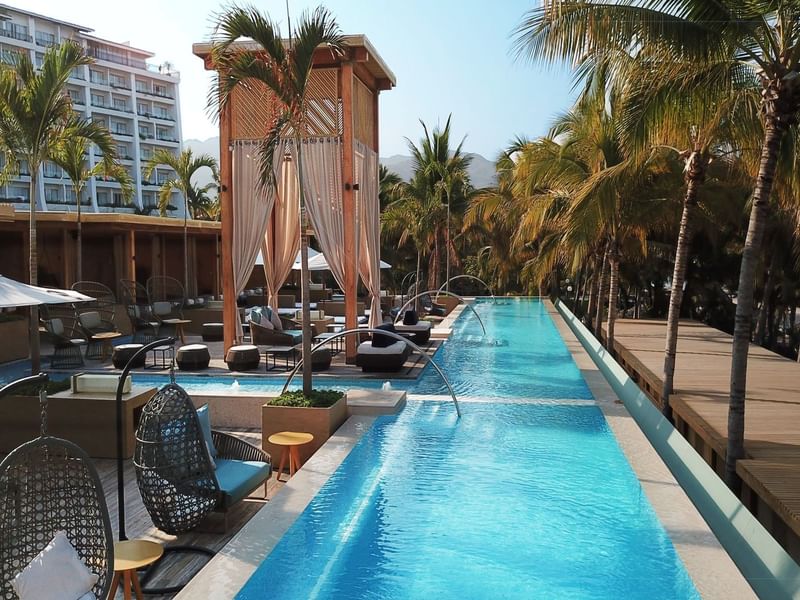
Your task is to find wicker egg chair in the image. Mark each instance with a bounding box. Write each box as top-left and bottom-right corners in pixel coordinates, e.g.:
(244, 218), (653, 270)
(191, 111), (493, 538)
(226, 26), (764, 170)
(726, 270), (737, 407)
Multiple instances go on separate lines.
(134, 383), (219, 534)
(0, 375), (113, 600)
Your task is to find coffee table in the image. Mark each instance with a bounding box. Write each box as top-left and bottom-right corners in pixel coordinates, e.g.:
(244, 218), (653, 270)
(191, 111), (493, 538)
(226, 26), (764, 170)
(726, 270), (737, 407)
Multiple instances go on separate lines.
(267, 431), (314, 481)
(90, 331), (123, 361)
(163, 318), (192, 344)
(263, 345), (300, 371)
(110, 539), (163, 600)
(313, 331), (342, 355)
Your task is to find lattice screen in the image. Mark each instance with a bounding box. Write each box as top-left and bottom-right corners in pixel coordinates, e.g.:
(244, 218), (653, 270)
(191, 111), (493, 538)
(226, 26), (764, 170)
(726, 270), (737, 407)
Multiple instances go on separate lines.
(229, 68), (341, 141)
(353, 76), (375, 148)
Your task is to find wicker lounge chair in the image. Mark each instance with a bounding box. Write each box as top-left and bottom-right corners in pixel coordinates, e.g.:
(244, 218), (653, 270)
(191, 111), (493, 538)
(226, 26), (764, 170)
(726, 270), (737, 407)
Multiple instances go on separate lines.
(146, 276), (186, 338)
(134, 384), (271, 533)
(44, 316), (88, 368)
(120, 279), (160, 344)
(0, 375), (114, 600)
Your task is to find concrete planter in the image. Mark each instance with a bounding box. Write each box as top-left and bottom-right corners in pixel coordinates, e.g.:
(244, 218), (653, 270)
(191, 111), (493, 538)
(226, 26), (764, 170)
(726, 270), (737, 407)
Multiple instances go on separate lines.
(261, 394), (348, 465)
(0, 317), (28, 363)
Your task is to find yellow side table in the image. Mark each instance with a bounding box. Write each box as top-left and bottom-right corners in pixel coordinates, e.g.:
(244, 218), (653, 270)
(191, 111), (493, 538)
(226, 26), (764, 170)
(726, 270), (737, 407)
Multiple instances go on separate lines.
(110, 539), (163, 600)
(268, 431), (314, 481)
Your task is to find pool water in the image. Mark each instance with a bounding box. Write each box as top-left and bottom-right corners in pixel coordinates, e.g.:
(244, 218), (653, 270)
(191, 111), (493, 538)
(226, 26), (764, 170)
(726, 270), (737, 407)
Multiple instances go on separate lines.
(232, 299), (699, 599)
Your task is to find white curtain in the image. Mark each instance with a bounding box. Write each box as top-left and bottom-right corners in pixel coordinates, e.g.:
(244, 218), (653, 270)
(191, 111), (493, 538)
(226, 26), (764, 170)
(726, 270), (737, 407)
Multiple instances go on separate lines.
(261, 139), (300, 309)
(232, 141), (274, 339)
(355, 140), (382, 327)
(298, 137), (351, 292)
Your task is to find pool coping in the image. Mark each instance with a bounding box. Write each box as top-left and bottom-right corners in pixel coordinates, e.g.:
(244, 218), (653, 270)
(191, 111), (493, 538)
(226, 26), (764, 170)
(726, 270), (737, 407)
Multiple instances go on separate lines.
(546, 300), (757, 599)
(175, 415), (377, 599)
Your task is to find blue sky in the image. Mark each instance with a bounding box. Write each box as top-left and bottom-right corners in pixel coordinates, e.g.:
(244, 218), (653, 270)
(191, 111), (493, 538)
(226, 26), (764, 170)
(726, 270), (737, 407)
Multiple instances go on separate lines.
(21, 0), (577, 159)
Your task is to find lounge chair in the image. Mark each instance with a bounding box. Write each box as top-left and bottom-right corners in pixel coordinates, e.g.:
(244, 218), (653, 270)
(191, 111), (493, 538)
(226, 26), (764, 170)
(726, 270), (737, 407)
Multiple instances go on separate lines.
(120, 279), (160, 344)
(356, 324), (411, 372)
(395, 310), (432, 344)
(44, 316), (88, 368)
(249, 307), (304, 347)
(147, 276), (186, 337)
(135, 385), (271, 533)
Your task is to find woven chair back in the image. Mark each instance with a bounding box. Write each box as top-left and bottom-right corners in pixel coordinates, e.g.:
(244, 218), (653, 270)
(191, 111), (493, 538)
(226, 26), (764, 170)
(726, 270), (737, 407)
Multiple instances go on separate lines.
(134, 383), (219, 534)
(72, 281), (116, 326)
(0, 436), (114, 600)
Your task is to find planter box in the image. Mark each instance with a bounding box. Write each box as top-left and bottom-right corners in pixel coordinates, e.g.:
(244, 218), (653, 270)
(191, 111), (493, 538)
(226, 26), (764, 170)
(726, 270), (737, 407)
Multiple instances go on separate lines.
(0, 317), (29, 363)
(261, 394), (348, 465)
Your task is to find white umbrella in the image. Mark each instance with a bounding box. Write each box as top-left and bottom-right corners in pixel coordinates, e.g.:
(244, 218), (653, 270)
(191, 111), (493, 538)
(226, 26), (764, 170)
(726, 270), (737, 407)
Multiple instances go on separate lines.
(255, 247), (320, 268)
(292, 253), (391, 271)
(0, 275), (94, 309)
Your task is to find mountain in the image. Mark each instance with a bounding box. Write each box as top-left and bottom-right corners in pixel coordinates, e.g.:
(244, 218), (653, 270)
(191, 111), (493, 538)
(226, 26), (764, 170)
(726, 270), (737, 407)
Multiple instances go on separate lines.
(185, 137), (497, 189)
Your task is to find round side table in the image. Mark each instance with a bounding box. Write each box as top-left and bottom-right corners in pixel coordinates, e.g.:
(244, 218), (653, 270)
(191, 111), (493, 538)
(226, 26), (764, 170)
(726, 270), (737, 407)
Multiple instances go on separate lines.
(110, 539), (163, 600)
(268, 431), (314, 481)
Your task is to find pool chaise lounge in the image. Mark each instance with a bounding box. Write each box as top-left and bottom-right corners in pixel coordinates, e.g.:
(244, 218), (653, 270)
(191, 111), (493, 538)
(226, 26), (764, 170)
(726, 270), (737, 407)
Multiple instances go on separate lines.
(395, 320), (432, 344)
(356, 340), (411, 372)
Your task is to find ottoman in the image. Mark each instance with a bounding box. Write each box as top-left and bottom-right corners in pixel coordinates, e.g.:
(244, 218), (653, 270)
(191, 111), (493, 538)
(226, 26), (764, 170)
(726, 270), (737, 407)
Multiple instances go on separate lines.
(311, 348), (332, 372)
(202, 322), (224, 342)
(176, 344), (211, 370)
(225, 344), (260, 371)
(112, 343), (145, 369)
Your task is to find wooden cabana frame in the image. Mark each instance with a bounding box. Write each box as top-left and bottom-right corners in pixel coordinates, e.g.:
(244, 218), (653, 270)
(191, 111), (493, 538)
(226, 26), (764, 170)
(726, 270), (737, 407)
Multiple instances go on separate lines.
(193, 35), (395, 359)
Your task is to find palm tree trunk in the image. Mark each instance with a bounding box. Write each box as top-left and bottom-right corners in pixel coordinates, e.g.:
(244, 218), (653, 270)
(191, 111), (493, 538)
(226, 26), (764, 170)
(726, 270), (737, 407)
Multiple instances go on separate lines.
(184, 197), (189, 296)
(572, 265), (583, 310)
(586, 256), (600, 327)
(29, 172), (40, 374)
(606, 242), (620, 352)
(414, 249), (421, 312)
(725, 117), (786, 489)
(754, 252), (777, 347)
(662, 155), (703, 419)
(76, 183), (83, 283)
(594, 247), (609, 340)
(296, 144), (313, 396)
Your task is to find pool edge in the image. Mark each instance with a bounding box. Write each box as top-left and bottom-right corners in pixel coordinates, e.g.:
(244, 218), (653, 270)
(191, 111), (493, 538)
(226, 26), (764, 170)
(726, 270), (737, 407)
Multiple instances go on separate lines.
(550, 299), (800, 600)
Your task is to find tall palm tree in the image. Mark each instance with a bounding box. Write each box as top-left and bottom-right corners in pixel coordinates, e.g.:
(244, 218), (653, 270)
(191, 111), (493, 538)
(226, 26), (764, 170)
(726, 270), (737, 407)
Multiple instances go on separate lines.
(0, 41), (111, 373)
(211, 5), (345, 395)
(51, 123), (134, 282)
(144, 148), (218, 295)
(513, 0), (800, 488)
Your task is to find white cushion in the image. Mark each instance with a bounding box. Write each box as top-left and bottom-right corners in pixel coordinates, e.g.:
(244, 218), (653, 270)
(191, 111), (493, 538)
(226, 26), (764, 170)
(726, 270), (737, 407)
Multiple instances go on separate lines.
(180, 344), (207, 351)
(309, 282), (323, 290)
(357, 340), (407, 355)
(77, 593), (96, 600)
(229, 344), (258, 351)
(78, 311), (102, 329)
(12, 531), (98, 600)
(48, 319), (64, 336)
(395, 322), (432, 332)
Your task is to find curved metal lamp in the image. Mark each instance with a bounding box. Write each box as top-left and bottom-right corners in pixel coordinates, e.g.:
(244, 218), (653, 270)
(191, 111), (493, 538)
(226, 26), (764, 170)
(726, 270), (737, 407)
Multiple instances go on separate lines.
(278, 327), (461, 418)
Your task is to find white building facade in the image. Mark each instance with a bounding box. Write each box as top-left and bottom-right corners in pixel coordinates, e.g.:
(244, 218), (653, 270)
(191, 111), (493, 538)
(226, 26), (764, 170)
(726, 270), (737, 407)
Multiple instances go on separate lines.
(0, 4), (184, 216)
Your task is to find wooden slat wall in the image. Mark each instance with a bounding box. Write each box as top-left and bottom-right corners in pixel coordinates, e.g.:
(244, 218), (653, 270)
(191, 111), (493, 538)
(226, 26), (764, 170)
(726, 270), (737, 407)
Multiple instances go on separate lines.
(353, 76), (375, 149)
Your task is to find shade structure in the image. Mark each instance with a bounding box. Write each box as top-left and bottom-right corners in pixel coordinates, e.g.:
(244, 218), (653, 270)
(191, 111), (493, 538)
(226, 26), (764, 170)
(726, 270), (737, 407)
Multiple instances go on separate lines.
(0, 275), (94, 308)
(254, 248), (321, 268)
(292, 253), (391, 271)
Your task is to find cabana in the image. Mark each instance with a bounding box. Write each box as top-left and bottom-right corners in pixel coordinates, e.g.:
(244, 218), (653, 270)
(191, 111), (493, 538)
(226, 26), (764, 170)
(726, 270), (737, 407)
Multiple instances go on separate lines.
(193, 35), (395, 361)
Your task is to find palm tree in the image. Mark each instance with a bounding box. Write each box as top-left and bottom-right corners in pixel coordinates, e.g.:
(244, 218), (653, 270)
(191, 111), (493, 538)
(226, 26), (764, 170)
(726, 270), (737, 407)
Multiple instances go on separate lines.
(0, 41), (111, 373)
(51, 123), (134, 282)
(513, 0), (800, 488)
(143, 148), (218, 295)
(211, 5), (345, 395)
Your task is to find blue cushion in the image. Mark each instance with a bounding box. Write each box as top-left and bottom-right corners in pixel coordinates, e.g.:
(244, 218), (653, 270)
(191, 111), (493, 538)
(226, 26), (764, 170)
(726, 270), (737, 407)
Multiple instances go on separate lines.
(372, 323), (396, 348)
(215, 458), (270, 506)
(285, 330), (303, 342)
(196, 404), (217, 458)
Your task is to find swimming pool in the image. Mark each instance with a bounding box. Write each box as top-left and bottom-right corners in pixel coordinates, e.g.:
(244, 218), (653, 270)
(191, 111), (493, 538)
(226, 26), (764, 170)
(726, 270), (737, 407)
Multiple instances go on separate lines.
(231, 299), (699, 599)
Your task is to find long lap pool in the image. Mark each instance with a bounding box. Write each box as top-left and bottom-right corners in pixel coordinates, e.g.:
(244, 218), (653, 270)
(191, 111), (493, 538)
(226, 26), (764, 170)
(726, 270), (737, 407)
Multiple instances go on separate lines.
(151, 299), (700, 598)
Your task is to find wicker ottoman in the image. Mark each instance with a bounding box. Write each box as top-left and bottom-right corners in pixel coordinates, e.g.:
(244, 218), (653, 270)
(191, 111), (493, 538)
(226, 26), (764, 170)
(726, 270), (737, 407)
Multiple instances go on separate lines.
(176, 344), (211, 370)
(225, 344), (260, 371)
(202, 322), (224, 342)
(112, 343), (145, 369)
(311, 348), (332, 372)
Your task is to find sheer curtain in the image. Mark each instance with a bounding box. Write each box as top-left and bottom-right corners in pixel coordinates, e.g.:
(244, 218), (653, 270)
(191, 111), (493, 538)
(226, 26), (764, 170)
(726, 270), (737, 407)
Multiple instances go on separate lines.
(232, 140), (274, 339)
(298, 137), (351, 292)
(356, 140), (382, 327)
(261, 139), (300, 308)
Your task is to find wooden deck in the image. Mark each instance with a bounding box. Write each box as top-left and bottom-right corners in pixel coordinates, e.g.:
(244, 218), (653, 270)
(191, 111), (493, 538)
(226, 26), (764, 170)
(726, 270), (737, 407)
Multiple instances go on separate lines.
(604, 318), (800, 561)
(97, 428), (281, 599)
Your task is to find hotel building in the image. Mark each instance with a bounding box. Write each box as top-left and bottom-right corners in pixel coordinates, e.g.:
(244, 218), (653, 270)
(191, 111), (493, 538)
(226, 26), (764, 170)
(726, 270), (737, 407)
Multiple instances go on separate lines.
(0, 3), (184, 216)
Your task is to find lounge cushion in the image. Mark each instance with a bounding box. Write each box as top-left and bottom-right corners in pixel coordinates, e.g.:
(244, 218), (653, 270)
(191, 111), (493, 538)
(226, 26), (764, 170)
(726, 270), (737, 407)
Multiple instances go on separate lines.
(78, 311), (102, 329)
(358, 340), (407, 355)
(372, 323), (396, 348)
(215, 458), (270, 507)
(395, 321), (432, 332)
(12, 531), (98, 600)
(152, 301), (172, 316)
(196, 404), (217, 458)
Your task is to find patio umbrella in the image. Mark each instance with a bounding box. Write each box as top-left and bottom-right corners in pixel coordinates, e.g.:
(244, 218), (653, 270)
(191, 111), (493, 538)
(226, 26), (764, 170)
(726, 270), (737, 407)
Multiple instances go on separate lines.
(254, 247), (320, 267)
(292, 253), (391, 271)
(0, 275), (94, 308)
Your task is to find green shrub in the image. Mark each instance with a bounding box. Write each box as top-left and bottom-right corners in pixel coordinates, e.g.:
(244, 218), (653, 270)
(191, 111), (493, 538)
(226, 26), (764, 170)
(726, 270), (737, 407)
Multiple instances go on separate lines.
(7, 378), (70, 396)
(268, 389), (343, 408)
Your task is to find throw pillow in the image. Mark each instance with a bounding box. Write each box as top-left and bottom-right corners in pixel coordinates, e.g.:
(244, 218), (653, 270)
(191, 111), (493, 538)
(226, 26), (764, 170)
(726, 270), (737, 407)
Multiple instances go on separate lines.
(269, 307), (283, 331)
(248, 307), (262, 324)
(196, 404), (217, 458)
(403, 309), (419, 325)
(372, 323), (397, 348)
(12, 531), (98, 600)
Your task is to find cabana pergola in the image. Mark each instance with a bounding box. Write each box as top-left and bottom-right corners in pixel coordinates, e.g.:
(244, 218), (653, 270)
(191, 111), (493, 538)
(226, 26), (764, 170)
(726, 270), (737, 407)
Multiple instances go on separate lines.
(193, 35), (395, 361)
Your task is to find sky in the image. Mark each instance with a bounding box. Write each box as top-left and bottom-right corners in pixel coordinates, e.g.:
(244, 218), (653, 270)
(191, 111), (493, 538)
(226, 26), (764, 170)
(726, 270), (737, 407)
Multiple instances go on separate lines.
(19, 0), (577, 159)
